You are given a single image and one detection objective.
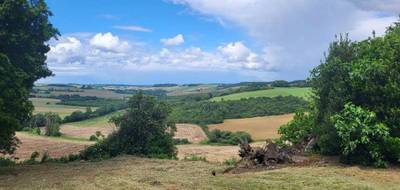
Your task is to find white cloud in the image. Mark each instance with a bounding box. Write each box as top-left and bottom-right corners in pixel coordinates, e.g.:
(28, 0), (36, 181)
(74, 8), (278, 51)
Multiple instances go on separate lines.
(161, 34), (185, 46)
(89, 32), (130, 52)
(113, 25), (152, 32)
(168, 0), (398, 79)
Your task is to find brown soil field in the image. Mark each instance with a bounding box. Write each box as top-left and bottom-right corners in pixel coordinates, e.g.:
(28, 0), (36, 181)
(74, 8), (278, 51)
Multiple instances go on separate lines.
(174, 124), (208, 143)
(10, 133), (93, 161)
(177, 144), (239, 162)
(208, 114), (294, 141)
(60, 124), (117, 139)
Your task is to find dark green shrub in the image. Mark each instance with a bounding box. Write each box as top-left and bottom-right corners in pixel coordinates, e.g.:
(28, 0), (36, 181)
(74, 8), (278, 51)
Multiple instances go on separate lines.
(173, 138), (190, 145)
(30, 113), (47, 128)
(81, 93), (177, 160)
(0, 157), (16, 167)
(89, 135), (98, 141)
(208, 129), (252, 145)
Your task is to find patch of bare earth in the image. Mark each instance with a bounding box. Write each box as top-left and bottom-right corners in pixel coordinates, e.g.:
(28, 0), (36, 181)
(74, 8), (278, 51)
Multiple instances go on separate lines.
(60, 124), (117, 139)
(174, 124), (208, 143)
(208, 114), (294, 140)
(11, 133), (93, 161)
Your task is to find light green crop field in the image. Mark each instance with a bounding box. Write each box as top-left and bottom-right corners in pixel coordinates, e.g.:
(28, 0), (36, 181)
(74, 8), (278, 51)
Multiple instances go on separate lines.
(30, 98), (89, 118)
(210, 87), (311, 101)
(67, 110), (124, 127)
(1, 156), (399, 190)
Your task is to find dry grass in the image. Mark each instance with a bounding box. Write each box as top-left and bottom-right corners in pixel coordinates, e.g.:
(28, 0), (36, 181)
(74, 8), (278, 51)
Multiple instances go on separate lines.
(60, 124), (117, 139)
(174, 124), (208, 144)
(208, 114), (294, 141)
(1, 156), (400, 190)
(177, 144), (239, 162)
(11, 133), (93, 161)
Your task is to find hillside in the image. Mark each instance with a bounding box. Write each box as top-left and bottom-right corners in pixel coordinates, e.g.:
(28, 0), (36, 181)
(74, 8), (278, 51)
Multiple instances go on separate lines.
(1, 156), (399, 189)
(210, 87), (311, 101)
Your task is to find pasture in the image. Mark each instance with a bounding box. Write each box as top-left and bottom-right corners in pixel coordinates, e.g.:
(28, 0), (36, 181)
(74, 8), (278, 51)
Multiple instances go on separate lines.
(30, 98), (89, 118)
(1, 156), (400, 190)
(208, 114), (294, 141)
(210, 87), (311, 101)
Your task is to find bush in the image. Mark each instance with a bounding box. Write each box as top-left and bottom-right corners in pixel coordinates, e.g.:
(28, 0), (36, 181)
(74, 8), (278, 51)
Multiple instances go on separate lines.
(81, 93), (177, 160)
(332, 103), (390, 167)
(208, 129), (253, 145)
(223, 157), (238, 166)
(278, 110), (313, 145)
(30, 113), (47, 127)
(89, 135), (98, 141)
(44, 113), (62, 137)
(0, 157), (16, 167)
(173, 138), (190, 145)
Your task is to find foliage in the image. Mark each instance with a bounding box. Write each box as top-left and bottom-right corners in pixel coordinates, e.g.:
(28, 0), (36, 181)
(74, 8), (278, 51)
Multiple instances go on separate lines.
(30, 113), (47, 127)
(332, 103), (389, 167)
(63, 102), (127, 123)
(223, 157), (238, 166)
(0, 157), (16, 167)
(0, 0), (58, 154)
(44, 113), (62, 137)
(278, 110), (314, 145)
(183, 155), (207, 162)
(279, 19), (400, 166)
(89, 131), (104, 141)
(171, 96), (308, 125)
(207, 129), (253, 145)
(81, 93), (177, 160)
(173, 138), (190, 145)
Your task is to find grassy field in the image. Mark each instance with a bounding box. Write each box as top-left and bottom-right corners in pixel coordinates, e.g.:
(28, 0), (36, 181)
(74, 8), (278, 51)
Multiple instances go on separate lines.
(210, 87), (311, 102)
(1, 156), (399, 190)
(208, 114), (294, 141)
(30, 98), (89, 118)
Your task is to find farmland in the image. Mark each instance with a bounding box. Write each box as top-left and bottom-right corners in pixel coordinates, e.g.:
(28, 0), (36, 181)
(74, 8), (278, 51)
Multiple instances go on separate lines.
(30, 98), (89, 118)
(210, 87), (311, 102)
(208, 114), (294, 141)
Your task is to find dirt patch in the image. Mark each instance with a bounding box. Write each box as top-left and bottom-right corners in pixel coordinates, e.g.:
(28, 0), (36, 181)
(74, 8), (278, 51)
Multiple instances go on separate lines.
(10, 133), (93, 161)
(174, 124), (208, 144)
(208, 114), (294, 140)
(60, 124), (117, 139)
(177, 144), (239, 162)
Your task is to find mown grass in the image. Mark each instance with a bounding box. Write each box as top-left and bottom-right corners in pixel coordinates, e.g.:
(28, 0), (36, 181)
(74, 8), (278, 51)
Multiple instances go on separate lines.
(0, 156), (399, 190)
(210, 87), (311, 102)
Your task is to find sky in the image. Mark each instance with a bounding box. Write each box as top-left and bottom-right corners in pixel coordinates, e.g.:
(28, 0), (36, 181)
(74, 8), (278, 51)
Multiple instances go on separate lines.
(41, 0), (400, 85)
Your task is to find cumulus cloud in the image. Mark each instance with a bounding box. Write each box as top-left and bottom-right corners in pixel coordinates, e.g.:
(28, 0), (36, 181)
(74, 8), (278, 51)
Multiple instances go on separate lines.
(89, 32), (130, 52)
(168, 0), (398, 79)
(113, 25), (152, 32)
(46, 33), (275, 79)
(161, 34), (185, 46)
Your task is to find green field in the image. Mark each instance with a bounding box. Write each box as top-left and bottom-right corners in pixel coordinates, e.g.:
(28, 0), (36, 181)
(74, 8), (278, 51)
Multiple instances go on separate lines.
(67, 110), (124, 127)
(210, 87), (311, 101)
(30, 98), (89, 118)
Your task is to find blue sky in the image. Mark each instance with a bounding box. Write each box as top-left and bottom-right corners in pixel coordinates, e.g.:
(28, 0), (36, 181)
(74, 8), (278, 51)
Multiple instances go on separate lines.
(42, 0), (399, 84)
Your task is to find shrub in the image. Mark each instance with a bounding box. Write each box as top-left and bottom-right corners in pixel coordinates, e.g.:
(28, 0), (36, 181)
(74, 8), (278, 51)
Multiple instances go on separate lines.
(81, 93), (177, 160)
(0, 157), (16, 167)
(30, 113), (47, 128)
(44, 113), (61, 137)
(278, 110), (313, 145)
(89, 135), (98, 141)
(223, 157), (238, 166)
(332, 103), (389, 167)
(208, 129), (253, 145)
(173, 138), (190, 145)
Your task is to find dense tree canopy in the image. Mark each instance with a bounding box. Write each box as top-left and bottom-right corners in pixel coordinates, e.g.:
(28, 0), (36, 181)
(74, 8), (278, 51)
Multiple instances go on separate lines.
(280, 18), (400, 166)
(0, 0), (58, 154)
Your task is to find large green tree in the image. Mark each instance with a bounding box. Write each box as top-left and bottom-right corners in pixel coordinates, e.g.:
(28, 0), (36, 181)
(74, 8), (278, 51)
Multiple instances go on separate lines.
(0, 0), (58, 154)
